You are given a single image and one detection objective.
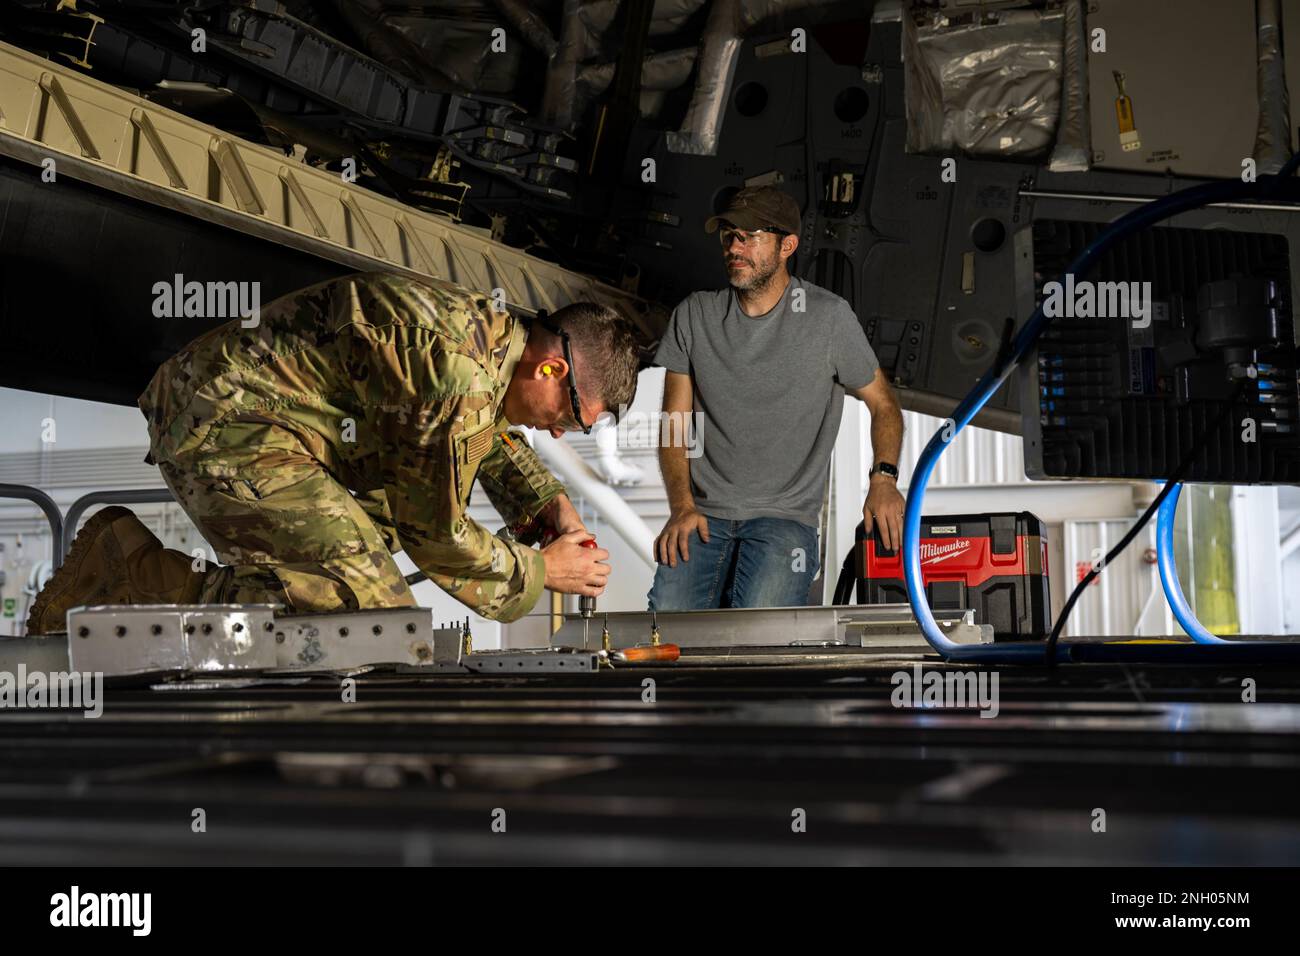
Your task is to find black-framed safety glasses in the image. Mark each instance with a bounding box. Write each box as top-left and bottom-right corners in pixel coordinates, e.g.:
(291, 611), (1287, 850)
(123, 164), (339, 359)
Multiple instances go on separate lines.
(717, 225), (790, 248)
(532, 310), (590, 434)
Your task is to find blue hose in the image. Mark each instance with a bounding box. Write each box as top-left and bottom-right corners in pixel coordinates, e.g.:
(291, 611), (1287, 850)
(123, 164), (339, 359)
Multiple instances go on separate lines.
(903, 176), (1298, 664)
(1155, 483), (1228, 644)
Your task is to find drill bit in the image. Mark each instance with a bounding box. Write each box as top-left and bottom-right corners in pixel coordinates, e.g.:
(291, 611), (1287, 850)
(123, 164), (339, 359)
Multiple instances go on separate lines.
(650, 609), (661, 647)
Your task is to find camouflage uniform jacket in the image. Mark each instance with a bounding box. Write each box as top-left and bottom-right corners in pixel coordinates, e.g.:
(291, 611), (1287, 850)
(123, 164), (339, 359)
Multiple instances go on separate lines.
(138, 272), (566, 621)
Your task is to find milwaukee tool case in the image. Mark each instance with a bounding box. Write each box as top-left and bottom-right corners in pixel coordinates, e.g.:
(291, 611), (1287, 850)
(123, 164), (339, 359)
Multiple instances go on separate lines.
(856, 512), (1052, 641)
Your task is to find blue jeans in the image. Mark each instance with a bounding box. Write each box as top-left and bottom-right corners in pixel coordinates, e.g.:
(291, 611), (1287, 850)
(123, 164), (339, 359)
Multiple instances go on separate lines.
(647, 515), (821, 611)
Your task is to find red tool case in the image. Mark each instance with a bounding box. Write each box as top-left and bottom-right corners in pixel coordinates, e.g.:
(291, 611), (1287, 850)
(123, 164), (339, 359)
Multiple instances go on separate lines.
(856, 512), (1052, 641)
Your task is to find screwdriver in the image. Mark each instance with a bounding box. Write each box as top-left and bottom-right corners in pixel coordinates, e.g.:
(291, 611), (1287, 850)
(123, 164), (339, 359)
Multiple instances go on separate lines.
(611, 643), (681, 664)
(580, 536), (598, 648)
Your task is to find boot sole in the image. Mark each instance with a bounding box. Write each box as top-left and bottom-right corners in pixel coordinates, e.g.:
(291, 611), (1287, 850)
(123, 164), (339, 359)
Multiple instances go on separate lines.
(25, 506), (134, 635)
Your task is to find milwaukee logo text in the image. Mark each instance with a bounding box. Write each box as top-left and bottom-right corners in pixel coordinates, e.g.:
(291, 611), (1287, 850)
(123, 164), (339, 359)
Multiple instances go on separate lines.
(920, 539), (972, 564)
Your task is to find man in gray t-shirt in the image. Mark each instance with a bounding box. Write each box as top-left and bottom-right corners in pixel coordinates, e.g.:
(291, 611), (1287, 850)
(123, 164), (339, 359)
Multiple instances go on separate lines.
(650, 185), (906, 610)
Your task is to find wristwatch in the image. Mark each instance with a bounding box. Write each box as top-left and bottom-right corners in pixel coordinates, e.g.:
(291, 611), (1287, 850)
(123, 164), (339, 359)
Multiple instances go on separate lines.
(870, 462), (899, 480)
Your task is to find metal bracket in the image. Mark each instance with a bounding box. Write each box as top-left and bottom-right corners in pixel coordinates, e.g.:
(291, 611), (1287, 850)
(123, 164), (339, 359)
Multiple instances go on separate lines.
(66, 604), (279, 676)
(271, 607), (443, 670)
(463, 648), (600, 674)
(399, 643), (600, 675)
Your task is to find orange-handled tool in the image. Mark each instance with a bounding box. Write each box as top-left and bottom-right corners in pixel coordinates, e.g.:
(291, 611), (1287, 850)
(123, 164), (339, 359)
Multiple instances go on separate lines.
(612, 644), (681, 664)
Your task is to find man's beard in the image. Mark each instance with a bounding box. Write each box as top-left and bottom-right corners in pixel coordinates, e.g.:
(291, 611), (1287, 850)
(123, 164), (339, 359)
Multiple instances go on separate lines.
(726, 251), (782, 293)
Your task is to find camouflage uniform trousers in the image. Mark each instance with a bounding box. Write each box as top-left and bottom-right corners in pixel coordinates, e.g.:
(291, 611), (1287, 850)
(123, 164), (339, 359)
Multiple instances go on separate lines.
(153, 422), (416, 613)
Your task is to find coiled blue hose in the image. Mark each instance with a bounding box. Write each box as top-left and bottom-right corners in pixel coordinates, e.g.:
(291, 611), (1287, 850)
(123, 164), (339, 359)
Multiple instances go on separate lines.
(1155, 483), (1229, 644)
(903, 175), (1298, 664)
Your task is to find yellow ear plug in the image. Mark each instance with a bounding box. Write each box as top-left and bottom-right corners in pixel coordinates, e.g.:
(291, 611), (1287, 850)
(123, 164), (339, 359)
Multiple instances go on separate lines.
(542, 364), (554, 375)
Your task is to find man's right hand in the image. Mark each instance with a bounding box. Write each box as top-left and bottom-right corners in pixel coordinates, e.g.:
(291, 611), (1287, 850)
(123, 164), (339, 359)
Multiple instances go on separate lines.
(654, 508), (710, 567)
(542, 530), (610, 596)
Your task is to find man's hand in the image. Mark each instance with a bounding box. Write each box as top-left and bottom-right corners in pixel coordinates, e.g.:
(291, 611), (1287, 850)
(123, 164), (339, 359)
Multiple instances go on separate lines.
(539, 494), (586, 536)
(542, 530), (610, 596)
(654, 507), (710, 567)
(864, 475), (906, 552)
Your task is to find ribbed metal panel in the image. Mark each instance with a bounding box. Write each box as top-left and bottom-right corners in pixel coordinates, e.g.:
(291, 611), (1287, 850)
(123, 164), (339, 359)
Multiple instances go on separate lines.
(1061, 518), (1171, 638)
(900, 411), (1031, 488)
(0, 447), (158, 489)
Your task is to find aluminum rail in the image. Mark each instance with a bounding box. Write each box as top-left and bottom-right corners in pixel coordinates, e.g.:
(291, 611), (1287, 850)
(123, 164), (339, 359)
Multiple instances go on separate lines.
(1020, 187), (1300, 214)
(549, 604), (990, 651)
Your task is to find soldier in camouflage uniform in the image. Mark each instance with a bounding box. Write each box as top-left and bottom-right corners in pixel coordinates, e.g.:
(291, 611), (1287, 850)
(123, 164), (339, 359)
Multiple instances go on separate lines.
(27, 272), (640, 633)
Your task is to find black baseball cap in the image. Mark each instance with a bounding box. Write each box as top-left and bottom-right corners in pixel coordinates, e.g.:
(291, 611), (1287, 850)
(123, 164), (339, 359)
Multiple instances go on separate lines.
(704, 185), (801, 236)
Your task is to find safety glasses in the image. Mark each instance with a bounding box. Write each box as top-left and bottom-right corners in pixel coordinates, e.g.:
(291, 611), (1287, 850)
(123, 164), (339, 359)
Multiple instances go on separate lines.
(717, 225), (789, 248)
(532, 310), (590, 434)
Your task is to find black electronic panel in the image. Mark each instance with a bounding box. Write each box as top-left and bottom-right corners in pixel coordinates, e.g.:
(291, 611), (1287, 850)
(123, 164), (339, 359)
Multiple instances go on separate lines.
(1023, 220), (1300, 483)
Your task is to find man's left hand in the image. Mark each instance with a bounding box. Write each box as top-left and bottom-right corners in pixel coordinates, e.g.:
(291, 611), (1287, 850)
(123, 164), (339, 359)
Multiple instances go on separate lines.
(540, 494), (587, 537)
(864, 476), (906, 552)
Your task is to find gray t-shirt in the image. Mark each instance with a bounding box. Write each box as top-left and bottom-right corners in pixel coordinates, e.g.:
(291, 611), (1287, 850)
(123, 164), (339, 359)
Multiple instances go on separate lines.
(654, 276), (880, 527)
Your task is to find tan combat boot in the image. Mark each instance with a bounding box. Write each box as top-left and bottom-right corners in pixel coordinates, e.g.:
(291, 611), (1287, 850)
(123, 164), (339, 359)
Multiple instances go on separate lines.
(25, 506), (207, 635)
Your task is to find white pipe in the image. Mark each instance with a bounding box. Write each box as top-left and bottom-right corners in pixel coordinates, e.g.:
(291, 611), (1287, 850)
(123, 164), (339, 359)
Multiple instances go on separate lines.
(593, 424), (646, 485)
(531, 431), (657, 569)
(1282, 524), (1300, 560)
